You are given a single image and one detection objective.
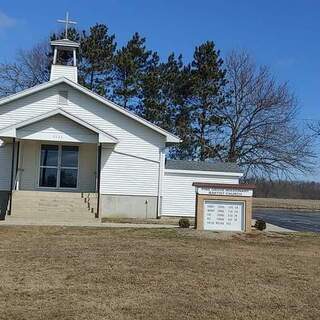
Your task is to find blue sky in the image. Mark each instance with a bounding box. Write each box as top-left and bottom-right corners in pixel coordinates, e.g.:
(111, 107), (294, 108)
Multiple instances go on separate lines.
(0, 0), (319, 120)
(0, 0), (319, 178)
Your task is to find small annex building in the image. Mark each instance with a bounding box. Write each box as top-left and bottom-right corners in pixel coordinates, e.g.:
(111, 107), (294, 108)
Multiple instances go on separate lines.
(162, 160), (243, 217)
(0, 26), (244, 226)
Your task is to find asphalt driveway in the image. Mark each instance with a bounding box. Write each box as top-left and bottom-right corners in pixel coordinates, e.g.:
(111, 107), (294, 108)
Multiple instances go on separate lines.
(253, 209), (320, 232)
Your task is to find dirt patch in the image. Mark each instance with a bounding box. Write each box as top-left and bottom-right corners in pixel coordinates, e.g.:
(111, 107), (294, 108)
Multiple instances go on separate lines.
(0, 226), (319, 320)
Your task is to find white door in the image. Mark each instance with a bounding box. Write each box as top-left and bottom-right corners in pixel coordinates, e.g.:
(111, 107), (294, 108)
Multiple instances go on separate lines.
(203, 200), (244, 231)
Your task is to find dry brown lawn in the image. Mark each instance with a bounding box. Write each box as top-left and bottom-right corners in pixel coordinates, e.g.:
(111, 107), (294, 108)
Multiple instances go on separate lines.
(254, 197), (320, 211)
(0, 226), (319, 320)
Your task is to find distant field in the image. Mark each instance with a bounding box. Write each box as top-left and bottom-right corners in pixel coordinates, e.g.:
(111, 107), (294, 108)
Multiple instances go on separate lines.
(254, 198), (320, 211)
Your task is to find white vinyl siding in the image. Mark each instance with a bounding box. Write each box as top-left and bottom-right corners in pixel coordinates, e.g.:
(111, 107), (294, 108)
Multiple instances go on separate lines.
(19, 140), (96, 192)
(0, 83), (165, 197)
(79, 144), (97, 192)
(17, 114), (98, 144)
(100, 148), (160, 197)
(0, 144), (12, 190)
(0, 89), (59, 129)
(162, 171), (240, 217)
(50, 65), (78, 82)
(67, 86), (165, 161)
(0, 84), (166, 162)
(19, 140), (37, 190)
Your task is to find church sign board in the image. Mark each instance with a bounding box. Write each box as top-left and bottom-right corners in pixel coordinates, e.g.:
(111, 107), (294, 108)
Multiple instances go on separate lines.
(197, 187), (253, 197)
(193, 183), (255, 232)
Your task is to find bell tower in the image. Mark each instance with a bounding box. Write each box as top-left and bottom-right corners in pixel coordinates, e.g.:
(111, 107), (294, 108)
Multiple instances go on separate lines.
(50, 12), (79, 83)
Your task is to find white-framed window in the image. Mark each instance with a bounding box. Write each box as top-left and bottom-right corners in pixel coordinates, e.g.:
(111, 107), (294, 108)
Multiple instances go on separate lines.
(39, 144), (79, 189)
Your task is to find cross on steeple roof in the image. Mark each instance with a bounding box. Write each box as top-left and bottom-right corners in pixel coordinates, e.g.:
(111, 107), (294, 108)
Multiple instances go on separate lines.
(57, 12), (77, 39)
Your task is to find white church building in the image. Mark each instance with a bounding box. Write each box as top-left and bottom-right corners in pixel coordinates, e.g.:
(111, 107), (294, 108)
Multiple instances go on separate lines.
(0, 27), (243, 223)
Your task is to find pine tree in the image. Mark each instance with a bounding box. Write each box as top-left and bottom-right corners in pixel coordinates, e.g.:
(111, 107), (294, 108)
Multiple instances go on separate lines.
(162, 54), (194, 159)
(80, 24), (116, 96)
(112, 32), (151, 111)
(189, 41), (227, 161)
(138, 52), (164, 124)
(139, 53), (193, 148)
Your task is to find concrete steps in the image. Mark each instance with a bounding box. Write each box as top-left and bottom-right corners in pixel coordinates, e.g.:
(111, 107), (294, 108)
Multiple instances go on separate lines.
(8, 191), (98, 223)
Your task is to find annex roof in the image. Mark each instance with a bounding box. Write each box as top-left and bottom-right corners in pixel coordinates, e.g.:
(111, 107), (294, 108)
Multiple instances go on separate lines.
(165, 160), (243, 175)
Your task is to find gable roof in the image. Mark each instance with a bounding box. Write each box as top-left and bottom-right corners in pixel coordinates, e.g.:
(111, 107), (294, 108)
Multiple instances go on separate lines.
(0, 108), (119, 144)
(0, 77), (181, 144)
(165, 160), (243, 175)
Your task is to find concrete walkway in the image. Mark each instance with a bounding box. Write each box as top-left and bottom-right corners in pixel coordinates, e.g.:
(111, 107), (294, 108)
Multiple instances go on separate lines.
(0, 218), (177, 229)
(1, 216), (295, 232)
(265, 222), (296, 232)
(252, 219), (295, 233)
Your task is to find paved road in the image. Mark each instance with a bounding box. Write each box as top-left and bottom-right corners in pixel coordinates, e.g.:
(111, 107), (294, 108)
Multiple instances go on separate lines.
(253, 209), (320, 232)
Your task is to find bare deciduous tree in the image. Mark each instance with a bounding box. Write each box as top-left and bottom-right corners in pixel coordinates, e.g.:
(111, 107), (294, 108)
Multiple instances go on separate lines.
(0, 42), (50, 97)
(217, 51), (314, 178)
(308, 121), (320, 136)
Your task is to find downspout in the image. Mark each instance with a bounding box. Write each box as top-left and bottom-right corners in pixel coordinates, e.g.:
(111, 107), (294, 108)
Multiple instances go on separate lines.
(194, 187), (198, 229)
(95, 144), (102, 219)
(8, 138), (16, 215)
(156, 148), (165, 219)
(15, 141), (20, 190)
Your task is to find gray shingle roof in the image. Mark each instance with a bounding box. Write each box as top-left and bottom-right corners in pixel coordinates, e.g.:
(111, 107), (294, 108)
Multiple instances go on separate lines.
(165, 160), (242, 174)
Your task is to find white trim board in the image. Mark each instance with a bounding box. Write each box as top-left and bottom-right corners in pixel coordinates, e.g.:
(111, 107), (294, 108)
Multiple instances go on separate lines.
(164, 169), (243, 178)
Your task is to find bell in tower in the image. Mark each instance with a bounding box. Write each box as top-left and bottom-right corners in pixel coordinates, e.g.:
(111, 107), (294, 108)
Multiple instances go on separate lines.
(50, 12), (79, 83)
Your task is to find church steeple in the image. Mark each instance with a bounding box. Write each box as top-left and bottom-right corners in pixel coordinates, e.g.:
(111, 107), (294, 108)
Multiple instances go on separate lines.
(50, 12), (79, 83)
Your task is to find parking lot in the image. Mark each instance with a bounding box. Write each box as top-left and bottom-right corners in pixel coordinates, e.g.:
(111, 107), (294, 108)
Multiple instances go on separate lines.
(253, 209), (320, 232)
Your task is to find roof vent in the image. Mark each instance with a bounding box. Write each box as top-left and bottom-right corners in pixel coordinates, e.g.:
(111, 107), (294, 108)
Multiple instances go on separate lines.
(58, 91), (68, 105)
